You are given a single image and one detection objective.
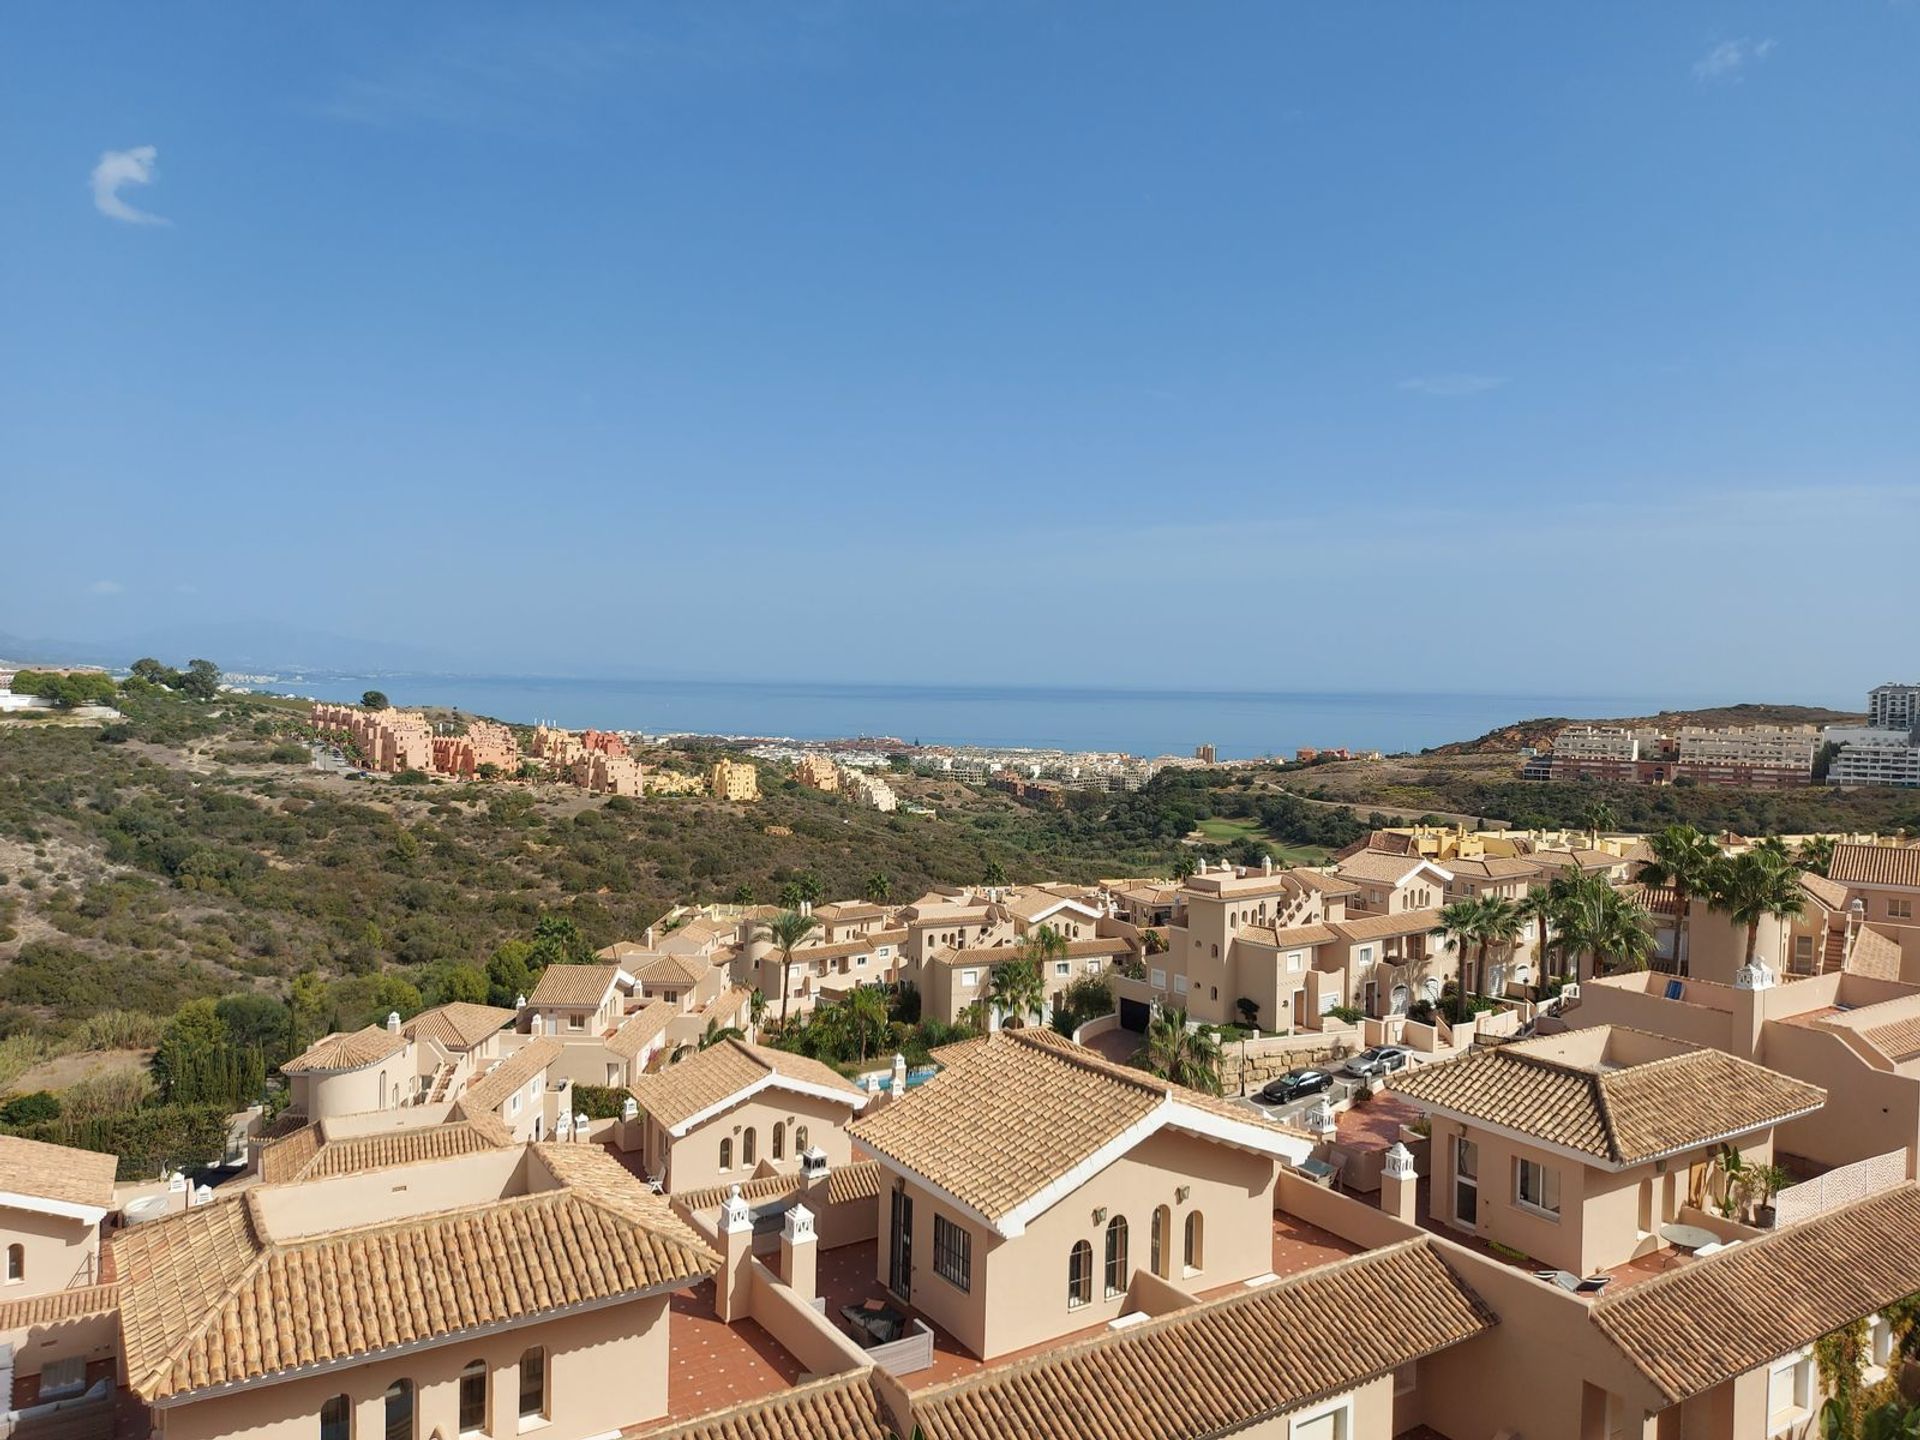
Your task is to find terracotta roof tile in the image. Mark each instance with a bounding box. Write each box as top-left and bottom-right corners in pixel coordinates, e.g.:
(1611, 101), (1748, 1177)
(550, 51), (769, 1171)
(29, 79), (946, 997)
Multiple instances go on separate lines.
(911, 1239), (1494, 1440)
(1594, 1186), (1920, 1402)
(1328, 908), (1444, 943)
(280, 1025), (407, 1074)
(1864, 1016), (1920, 1064)
(1290, 869), (1361, 898)
(1334, 852), (1451, 885)
(1848, 926), (1905, 982)
(402, 1002), (515, 1052)
(528, 963), (624, 1007)
(1390, 1028), (1825, 1167)
(1829, 842), (1920, 890)
(0, 1133), (118, 1208)
(1799, 871), (1851, 911)
(112, 1145), (717, 1403)
(850, 1031), (1304, 1227)
(670, 1160), (885, 1218)
(634, 953), (712, 987)
(627, 1040), (864, 1132)
(293, 1120), (512, 1182)
(608, 1002), (677, 1060)
(1237, 923), (1337, 949)
(638, 1371), (892, 1440)
(457, 1036), (563, 1115)
(0, 1282), (120, 1331)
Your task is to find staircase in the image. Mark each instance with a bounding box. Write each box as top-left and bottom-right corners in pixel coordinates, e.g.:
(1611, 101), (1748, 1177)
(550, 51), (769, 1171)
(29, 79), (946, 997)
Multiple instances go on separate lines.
(1821, 925), (1849, 975)
(426, 1060), (459, 1103)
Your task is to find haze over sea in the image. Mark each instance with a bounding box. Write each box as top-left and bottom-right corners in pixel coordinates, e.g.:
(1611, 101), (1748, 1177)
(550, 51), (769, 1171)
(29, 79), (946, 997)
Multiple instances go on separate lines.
(256, 675), (1687, 760)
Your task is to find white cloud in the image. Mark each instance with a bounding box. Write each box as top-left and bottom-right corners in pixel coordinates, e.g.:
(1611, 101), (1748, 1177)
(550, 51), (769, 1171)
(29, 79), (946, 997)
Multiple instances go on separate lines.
(91, 145), (169, 225)
(88, 579), (124, 596)
(1397, 373), (1507, 398)
(1693, 37), (1776, 83)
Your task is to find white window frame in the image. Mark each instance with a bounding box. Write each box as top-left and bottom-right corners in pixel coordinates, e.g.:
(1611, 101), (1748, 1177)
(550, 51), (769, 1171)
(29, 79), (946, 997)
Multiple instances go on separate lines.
(1173, 974), (1189, 995)
(1150, 968), (1167, 990)
(1514, 1157), (1561, 1218)
(1055, 961), (1071, 978)
(1288, 1394), (1352, 1440)
(960, 969), (979, 987)
(1767, 1349), (1814, 1435)
(1286, 951), (1305, 972)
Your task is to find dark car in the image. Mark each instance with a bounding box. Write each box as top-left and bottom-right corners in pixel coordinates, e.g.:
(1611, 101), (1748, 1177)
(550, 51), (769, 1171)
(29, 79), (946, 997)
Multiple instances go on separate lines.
(1344, 1045), (1413, 1079)
(1259, 1068), (1334, 1104)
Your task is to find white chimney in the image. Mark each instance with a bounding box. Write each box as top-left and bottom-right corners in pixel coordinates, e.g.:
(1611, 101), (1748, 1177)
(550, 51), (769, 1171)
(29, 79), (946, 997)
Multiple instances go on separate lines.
(573, 1112), (589, 1140)
(645, 925), (656, 947)
(621, 1096), (639, 1122)
(891, 1052), (908, 1095)
(799, 1146), (829, 1181)
(386, 1011), (401, 1034)
(514, 993), (527, 1010)
(1261, 854), (1274, 876)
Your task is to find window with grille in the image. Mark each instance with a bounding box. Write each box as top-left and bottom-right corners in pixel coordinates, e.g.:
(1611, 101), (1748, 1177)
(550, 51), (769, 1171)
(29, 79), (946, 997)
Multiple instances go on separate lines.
(933, 1213), (971, 1292)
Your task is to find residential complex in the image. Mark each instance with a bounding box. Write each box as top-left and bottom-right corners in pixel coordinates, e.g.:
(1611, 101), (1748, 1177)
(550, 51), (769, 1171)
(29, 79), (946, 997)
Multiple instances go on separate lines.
(1544, 722), (1818, 788)
(1825, 682), (1920, 788)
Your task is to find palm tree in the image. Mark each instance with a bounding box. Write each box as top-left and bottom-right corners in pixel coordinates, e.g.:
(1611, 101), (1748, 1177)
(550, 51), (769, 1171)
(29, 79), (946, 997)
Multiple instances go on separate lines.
(1137, 1007), (1222, 1094)
(988, 958), (1046, 1029)
(1546, 868), (1616, 980)
(1635, 824), (1718, 975)
(842, 984), (892, 1065)
(1706, 848), (1806, 976)
(1476, 896), (1523, 998)
(1795, 835), (1836, 877)
(1582, 800), (1616, 848)
(1172, 852), (1197, 881)
(1023, 923), (1068, 967)
(1516, 886), (1559, 981)
(864, 871), (892, 904)
(764, 909), (816, 1029)
(983, 858), (1008, 888)
(1594, 888), (1655, 974)
(1433, 900), (1486, 996)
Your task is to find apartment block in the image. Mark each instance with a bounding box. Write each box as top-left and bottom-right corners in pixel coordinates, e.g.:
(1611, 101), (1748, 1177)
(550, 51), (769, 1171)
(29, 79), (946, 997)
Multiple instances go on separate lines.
(710, 758), (760, 801)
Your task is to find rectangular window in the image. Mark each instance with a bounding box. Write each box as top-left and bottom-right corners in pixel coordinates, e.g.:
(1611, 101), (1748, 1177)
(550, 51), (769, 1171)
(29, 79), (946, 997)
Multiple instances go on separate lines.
(932, 1213), (971, 1292)
(1150, 968), (1167, 990)
(960, 969), (978, 987)
(1173, 974), (1189, 994)
(567, 1014), (585, 1031)
(321, 1395), (352, 1440)
(1291, 1398), (1350, 1440)
(1086, 959), (1101, 974)
(459, 1367), (487, 1435)
(1891, 899), (1913, 920)
(1055, 961), (1071, 977)
(518, 1347), (546, 1421)
(1287, 951), (1304, 972)
(1515, 1158), (1561, 1216)
(1768, 1354), (1812, 1430)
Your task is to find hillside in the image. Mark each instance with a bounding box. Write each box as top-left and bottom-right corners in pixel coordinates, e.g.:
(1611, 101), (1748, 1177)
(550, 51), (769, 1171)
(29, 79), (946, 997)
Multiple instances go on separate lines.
(1428, 702), (1866, 757)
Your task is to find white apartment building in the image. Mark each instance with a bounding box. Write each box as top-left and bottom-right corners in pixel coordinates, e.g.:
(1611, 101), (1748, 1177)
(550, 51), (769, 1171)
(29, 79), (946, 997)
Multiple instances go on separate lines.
(1826, 726), (1920, 788)
(1869, 682), (1920, 732)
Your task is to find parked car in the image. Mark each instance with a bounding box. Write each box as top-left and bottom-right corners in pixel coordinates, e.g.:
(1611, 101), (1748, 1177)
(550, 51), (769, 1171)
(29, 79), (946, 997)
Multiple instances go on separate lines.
(1259, 1068), (1334, 1104)
(1344, 1046), (1413, 1079)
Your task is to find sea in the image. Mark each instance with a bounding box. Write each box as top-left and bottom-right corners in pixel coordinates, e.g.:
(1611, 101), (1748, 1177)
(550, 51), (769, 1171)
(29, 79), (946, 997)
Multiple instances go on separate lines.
(239, 674), (1681, 761)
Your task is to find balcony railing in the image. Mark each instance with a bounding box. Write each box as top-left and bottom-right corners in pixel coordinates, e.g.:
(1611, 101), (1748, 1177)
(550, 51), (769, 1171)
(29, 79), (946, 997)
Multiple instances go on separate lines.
(1771, 1149), (1909, 1229)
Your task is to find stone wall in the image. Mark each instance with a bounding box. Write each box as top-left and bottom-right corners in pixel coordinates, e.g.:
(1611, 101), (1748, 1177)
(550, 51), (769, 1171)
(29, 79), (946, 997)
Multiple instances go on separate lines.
(1218, 1031), (1358, 1095)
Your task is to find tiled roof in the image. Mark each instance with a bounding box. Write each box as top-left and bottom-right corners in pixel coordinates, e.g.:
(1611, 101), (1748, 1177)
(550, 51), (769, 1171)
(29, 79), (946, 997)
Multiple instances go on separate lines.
(1848, 926), (1905, 982)
(1593, 1186), (1920, 1403)
(671, 1159), (885, 1217)
(1798, 871), (1851, 911)
(402, 1001), (515, 1052)
(1063, 936), (1132, 957)
(849, 1030), (1305, 1230)
(926, 942), (1019, 968)
(1335, 852), (1450, 885)
(642, 1372), (893, 1440)
(256, 1122), (323, 1184)
(1864, 1016), (1920, 1064)
(790, 937), (893, 963)
(0, 1282), (120, 1331)
(1529, 848), (1620, 871)
(627, 1040), (864, 1133)
(1829, 842), (1920, 890)
(1443, 856), (1540, 881)
(295, 1120), (513, 1182)
(607, 1002), (677, 1060)
(1390, 1029), (1825, 1167)
(112, 1145), (717, 1402)
(634, 953), (712, 987)
(813, 901), (885, 921)
(457, 1036), (563, 1115)
(1328, 908), (1444, 942)
(280, 1025), (407, 1074)
(1003, 889), (1098, 923)
(1236, 923), (1337, 949)
(528, 963), (623, 1006)
(1290, 869), (1361, 898)
(910, 1239), (1494, 1440)
(0, 1132), (118, 1209)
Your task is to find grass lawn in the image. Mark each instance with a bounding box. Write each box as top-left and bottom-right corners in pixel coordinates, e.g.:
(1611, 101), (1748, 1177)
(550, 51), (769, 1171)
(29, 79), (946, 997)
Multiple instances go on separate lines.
(1191, 816), (1331, 867)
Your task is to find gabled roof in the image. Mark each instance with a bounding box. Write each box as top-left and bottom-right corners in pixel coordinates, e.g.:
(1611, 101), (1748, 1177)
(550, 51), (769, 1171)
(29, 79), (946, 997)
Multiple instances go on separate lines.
(1390, 1027), (1825, 1169)
(527, 963), (625, 1007)
(813, 901), (886, 922)
(1290, 869), (1361, 898)
(606, 1002), (677, 1060)
(848, 1030), (1311, 1237)
(402, 1001), (515, 1052)
(1798, 870), (1851, 911)
(1002, 889), (1101, 925)
(643, 1372), (893, 1440)
(1864, 1016), (1920, 1065)
(1328, 907), (1444, 942)
(280, 1025), (407, 1075)
(1594, 1186), (1920, 1403)
(112, 1145), (718, 1402)
(910, 1239), (1494, 1440)
(262, 1117), (514, 1184)
(1848, 925), (1906, 982)
(1334, 852), (1454, 886)
(626, 1040), (866, 1136)
(1236, 923), (1338, 949)
(456, 1036), (563, 1116)
(0, 1132), (117, 1215)
(1829, 842), (1920, 889)
(671, 1160), (885, 1217)
(1442, 856), (1541, 881)
(633, 952), (711, 988)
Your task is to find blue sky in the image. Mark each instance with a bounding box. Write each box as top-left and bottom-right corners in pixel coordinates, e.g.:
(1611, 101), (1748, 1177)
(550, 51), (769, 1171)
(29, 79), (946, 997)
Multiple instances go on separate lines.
(3, 4), (1916, 701)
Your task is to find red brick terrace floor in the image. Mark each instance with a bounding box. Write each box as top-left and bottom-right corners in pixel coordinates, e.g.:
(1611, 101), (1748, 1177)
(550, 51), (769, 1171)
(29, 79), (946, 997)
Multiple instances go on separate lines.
(1335, 1095), (1423, 1151)
(1199, 1212), (1365, 1301)
(1413, 1179), (1684, 1299)
(624, 1279), (805, 1434)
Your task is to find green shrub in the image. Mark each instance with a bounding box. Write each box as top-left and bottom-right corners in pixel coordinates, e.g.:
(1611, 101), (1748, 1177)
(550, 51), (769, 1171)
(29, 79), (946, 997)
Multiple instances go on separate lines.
(0, 1092), (60, 1125)
(571, 1084), (628, 1120)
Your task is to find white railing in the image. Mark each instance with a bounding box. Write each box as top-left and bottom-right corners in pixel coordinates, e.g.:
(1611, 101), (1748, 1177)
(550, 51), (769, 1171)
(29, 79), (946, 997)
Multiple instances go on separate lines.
(1771, 1149), (1909, 1229)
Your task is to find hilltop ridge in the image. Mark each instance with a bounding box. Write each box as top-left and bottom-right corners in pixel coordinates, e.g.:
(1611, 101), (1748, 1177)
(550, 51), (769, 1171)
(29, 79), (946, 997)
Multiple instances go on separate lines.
(1427, 702), (1865, 757)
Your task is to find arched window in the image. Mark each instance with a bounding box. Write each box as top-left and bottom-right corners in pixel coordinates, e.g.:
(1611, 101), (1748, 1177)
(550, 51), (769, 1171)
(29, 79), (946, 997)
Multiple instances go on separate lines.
(1150, 1206), (1170, 1279)
(320, 1394), (351, 1440)
(518, 1347), (546, 1421)
(1067, 1240), (1093, 1309)
(383, 1380), (414, 1440)
(1104, 1215), (1129, 1298)
(772, 1122), (785, 1161)
(742, 1128), (757, 1165)
(458, 1361), (487, 1435)
(795, 1125), (809, 1153)
(719, 1137), (733, 1170)
(1184, 1211), (1205, 1273)
(5, 1244), (21, 1282)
